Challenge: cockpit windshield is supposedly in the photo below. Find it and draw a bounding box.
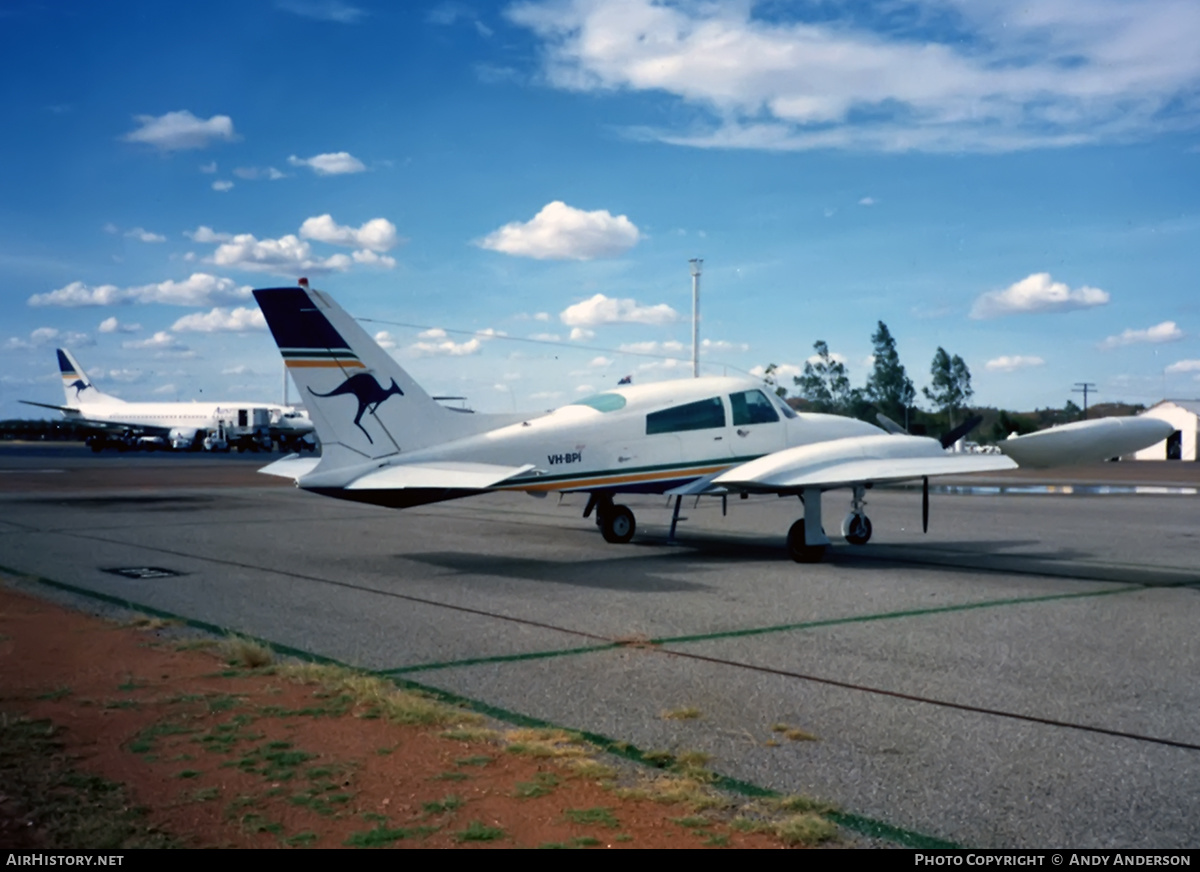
[571,393,628,413]
[771,392,798,419]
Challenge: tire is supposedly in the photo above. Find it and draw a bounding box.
[600,505,636,544]
[787,519,827,563]
[842,513,872,546]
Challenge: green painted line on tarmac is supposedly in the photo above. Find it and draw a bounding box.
[650,585,1141,646]
[380,643,620,675]
[0,564,960,849]
[376,585,1141,677]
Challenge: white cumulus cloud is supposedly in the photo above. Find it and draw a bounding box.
[171,306,266,333]
[128,273,253,306]
[477,201,640,260]
[29,281,124,308]
[209,233,353,275]
[212,180,234,192]
[276,1,365,24]
[4,327,93,350]
[409,337,484,357]
[569,327,594,341]
[970,273,1110,319]
[1165,359,1200,374]
[185,226,234,243]
[287,152,367,175]
[507,0,1200,153]
[299,215,399,251]
[561,294,677,327]
[985,355,1046,372]
[618,340,685,354]
[1099,321,1184,349]
[124,227,165,243]
[98,317,141,334]
[122,331,190,353]
[122,110,236,151]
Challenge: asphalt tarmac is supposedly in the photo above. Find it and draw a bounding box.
[2,442,1198,848]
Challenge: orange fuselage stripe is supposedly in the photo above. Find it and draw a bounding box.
[502,463,732,492]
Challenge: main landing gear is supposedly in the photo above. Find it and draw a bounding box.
[584,493,636,544]
[787,486,873,563]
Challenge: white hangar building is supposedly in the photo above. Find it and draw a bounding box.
[1131,400,1200,461]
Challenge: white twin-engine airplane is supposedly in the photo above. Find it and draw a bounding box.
[21,348,314,452]
[254,283,1173,563]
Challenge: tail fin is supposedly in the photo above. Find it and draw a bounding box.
[253,284,496,463]
[58,348,123,406]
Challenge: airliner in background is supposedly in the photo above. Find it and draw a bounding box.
[21,348,316,453]
[253,281,1171,562]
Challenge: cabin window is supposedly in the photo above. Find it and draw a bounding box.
[571,393,627,413]
[730,389,780,426]
[646,397,725,435]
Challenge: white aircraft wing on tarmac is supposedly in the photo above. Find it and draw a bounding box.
[252,281,1174,563]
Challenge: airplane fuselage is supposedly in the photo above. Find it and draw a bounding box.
[304,376,883,496]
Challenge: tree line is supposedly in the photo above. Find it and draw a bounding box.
[762,321,974,437]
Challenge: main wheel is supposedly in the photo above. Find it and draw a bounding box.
[600,505,636,544]
[787,519,827,563]
[842,512,872,546]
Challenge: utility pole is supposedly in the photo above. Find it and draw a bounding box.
[689,258,702,378]
[1073,382,1096,419]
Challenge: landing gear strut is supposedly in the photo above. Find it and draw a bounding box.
[584,493,637,544]
[841,485,873,546]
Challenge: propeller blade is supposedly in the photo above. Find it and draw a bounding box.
[940,414,984,450]
[922,476,929,533]
[876,412,907,435]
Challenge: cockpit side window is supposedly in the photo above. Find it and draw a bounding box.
[646,397,726,435]
[772,392,798,419]
[730,389,781,425]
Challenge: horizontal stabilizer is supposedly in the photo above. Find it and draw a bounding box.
[258,455,322,480]
[19,400,75,414]
[344,461,537,491]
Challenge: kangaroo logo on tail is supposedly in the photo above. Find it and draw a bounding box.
[309,374,404,444]
[67,379,89,400]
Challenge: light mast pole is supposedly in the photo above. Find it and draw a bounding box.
[689,258,702,378]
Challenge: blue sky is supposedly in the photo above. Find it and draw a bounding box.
[2,0,1198,419]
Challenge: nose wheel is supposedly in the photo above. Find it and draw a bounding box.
[841,512,872,545]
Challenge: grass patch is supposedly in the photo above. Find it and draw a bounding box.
[36,686,71,701]
[704,833,731,846]
[221,635,273,669]
[0,715,175,848]
[189,787,220,803]
[422,795,464,815]
[455,820,505,843]
[564,807,619,828]
[514,772,559,799]
[614,776,730,812]
[116,675,145,692]
[771,722,818,742]
[774,813,838,846]
[345,824,438,847]
[454,755,492,767]
[769,794,837,815]
[440,727,500,743]
[431,771,470,782]
[504,728,591,759]
[280,662,476,727]
[175,769,201,779]
[661,706,702,720]
[283,832,318,847]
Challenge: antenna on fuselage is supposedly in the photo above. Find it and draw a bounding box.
[689,258,702,378]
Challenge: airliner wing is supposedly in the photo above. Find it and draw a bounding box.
[19,401,172,436]
[713,416,1173,493]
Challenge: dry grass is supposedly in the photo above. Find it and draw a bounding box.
[220,636,273,669]
[661,706,702,720]
[278,663,478,727]
[613,775,732,812]
[770,722,819,742]
[503,728,591,759]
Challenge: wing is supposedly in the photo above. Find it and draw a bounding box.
[712,416,1174,493]
[18,401,172,437]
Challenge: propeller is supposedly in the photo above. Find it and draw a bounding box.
[922,476,929,533]
[939,414,984,449]
[875,412,908,435]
